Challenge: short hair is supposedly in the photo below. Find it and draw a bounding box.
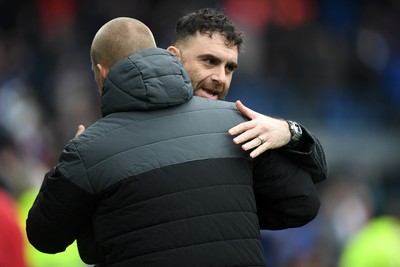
[91,17,156,69]
[171,8,244,52]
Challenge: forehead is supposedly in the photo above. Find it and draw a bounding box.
[182,32,239,62]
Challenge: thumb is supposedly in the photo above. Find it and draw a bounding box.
[235,100,257,119]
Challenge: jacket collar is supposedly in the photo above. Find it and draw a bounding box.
[101,47,193,117]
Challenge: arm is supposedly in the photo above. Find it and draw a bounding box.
[252,150,320,230]
[26,148,95,254]
[229,100,328,183]
[279,124,328,183]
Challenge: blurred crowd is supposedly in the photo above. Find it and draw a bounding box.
[1,0,399,266]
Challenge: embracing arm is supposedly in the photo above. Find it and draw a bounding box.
[26,161,95,253]
[252,151,320,230]
[280,125,328,183]
[229,100,327,183]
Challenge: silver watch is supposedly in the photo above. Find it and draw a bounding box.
[286,120,302,147]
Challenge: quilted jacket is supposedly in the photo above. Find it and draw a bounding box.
[26,48,321,266]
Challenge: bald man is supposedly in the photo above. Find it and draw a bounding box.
[90,17,156,95]
[26,17,320,267]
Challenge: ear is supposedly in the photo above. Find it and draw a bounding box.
[97,63,109,81]
[167,46,181,59]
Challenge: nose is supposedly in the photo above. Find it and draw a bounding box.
[210,66,227,85]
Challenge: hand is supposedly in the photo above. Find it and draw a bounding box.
[75,124,86,137]
[228,100,291,158]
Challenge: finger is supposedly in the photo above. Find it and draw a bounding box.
[250,147,264,158]
[232,128,259,144]
[235,100,253,118]
[229,120,256,136]
[241,136,265,151]
[75,124,85,137]
[235,100,260,119]
[249,142,271,158]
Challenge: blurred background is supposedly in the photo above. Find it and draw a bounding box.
[0,0,399,266]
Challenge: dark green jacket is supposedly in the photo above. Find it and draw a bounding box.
[27,48,320,267]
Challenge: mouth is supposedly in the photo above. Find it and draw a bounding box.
[196,88,219,100]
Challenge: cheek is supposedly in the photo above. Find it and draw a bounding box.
[225,77,232,90]
[221,81,231,98]
[185,65,202,85]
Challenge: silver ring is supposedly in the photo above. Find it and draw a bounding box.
[257,136,265,145]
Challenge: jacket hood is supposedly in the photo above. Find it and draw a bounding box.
[101,47,193,116]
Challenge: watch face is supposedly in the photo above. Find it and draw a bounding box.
[288,121,302,141]
[293,122,302,133]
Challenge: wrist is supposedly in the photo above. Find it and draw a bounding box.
[286,120,302,148]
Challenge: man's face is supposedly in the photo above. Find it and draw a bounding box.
[171,32,239,100]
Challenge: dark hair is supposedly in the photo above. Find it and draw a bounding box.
[172,8,245,52]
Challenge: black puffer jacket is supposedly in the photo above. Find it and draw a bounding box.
[27,48,320,266]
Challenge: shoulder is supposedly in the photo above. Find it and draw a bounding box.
[186,97,247,122]
[185,97,241,115]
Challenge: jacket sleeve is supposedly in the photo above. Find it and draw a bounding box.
[280,124,328,184]
[26,151,96,254]
[253,150,320,230]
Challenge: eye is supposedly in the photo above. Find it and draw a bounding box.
[204,58,216,65]
[226,64,237,74]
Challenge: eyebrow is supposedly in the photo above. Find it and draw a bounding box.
[198,53,239,69]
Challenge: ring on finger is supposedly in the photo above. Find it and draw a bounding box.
[257,136,265,145]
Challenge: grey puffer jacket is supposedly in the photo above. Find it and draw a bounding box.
[27,48,320,267]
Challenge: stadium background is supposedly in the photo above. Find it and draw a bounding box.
[1,0,399,266]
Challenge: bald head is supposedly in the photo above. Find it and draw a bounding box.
[90,17,156,94]
[91,17,156,69]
